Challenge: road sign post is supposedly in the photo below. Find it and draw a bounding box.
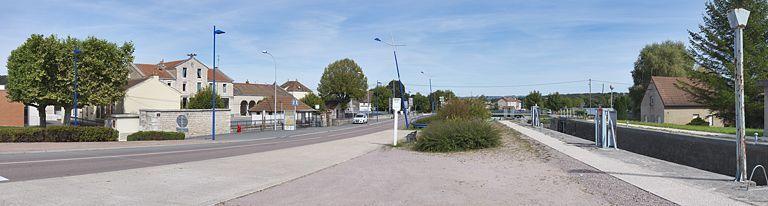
[392,98,401,146]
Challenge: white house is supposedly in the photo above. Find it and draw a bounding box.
[281,80,312,100]
[497,97,522,110]
[129,54,234,110]
[114,76,181,114]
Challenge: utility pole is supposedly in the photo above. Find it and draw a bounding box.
[728,8,750,182]
[588,79,592,108]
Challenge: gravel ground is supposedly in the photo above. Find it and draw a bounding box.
[221,123,675,206]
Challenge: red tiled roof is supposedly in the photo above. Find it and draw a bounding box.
[249,95,316,112]
[499,97,520,102]
[233,83,278,96]
[650,76,702,107]
[208,69,233,82]
[134,64,175,79]
[281,80,312,92]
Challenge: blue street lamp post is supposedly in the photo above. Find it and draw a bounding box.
[212,26,225,140]
[374,37,410,128]
[73,49,81,126]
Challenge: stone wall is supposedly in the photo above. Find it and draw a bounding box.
[549,117,768,183]
[139,109,231,137]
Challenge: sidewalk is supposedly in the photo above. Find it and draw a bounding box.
[0,129,408,206]
[502,121,750,206]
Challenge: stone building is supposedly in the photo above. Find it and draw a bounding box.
[640,76,724,127]
[129,54,234,111]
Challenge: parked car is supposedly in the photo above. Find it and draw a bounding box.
[353,113,368,124]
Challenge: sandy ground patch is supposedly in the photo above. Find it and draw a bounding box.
[222,123,674,206]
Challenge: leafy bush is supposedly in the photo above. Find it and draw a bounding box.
[413,115,440,125]
[414,119,501,152]
[128,131,185,141]
[437,99,491,120]
[687,117,709,126]
[0,126,118,142]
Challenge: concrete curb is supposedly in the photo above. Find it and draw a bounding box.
[501,121,749,206]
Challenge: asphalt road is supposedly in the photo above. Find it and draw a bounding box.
[0,119,398,183]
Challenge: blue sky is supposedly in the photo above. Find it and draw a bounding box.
[0,0,706,96]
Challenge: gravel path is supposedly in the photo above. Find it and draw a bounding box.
[222,124,675,206]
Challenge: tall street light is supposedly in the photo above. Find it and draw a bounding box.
[728,8,750,182]
[72,48,81,126]
[262,50,278,131]
[376,81,382,122]
[420,71,434,113]
[374,37,410,128]
[211,26,225,141]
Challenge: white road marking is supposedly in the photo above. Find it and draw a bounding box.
[0,123,387,166]
[0,175,8,182]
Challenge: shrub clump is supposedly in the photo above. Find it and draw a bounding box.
[0,126,118,142]
[128,131,185,141]
[437,98,490,120]
[414,119,501,152]
[413,115,440,126]
[687,117,709,126]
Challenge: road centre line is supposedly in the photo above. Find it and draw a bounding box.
[0,123,388,166]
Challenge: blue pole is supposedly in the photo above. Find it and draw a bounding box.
[73,50,79,126]
[212,25,217,141]
[393,50,409,128]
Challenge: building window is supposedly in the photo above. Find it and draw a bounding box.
[167,82,171,87]
[223,84,227,94]
[182,68,187,78]
[182,98,188,108]
[197,69,202,78]
[221,98,229,109]
[240,101,248,116]
[197,82,202,91]
[182,83,187,91]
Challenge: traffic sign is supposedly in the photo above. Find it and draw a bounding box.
[392,98,401,111]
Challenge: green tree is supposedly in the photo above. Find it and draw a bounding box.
[371,85,392,111]
[187,86,226,109]
[614,95,631,119]
[544,92,566,111]
[387,80,407,98]
[411,92,430,113]
[75,37,134,118]
[300,93,324,111]
[317,59,368,110]
[684,0,768,127]
[628,41,692,115]
[428,90,456,111]
[523,91,544,109]
[6,34,134,126]
[6,34,67,127]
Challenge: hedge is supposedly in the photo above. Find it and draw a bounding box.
[0,126,118,142]
[414,119,501,152]
[127,131,185,141]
